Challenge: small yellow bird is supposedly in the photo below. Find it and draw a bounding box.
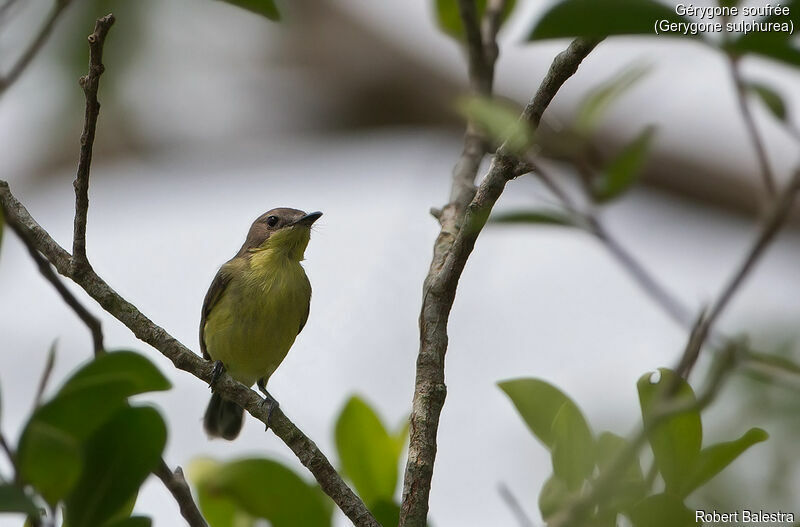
[201,208,322,440]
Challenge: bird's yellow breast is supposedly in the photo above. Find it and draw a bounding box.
[203,249,311,387]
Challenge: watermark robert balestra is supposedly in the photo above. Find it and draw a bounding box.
[696,509,795,524]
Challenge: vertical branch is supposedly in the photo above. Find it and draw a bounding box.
[728,56,776,198]
[72,13,115,274]
[399,31,600,526]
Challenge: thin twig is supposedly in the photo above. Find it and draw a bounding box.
[399,36,600,527]
[0,432,16,476]
[33,341,58,408]
[0,181,378,527]
[676,169,800,378]
[18,235,104,355]
[155,460,209,527]
[72,13,114,274]
[0,0,71,95]
[728,56,776,198]
[498,483,535,527]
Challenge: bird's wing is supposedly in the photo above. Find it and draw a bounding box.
[199,264,234,360]
[297,274,311,335]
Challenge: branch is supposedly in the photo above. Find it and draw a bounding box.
[399,37,600,527]
[0,181,379,527]
[676,169,800,377]
[155,460,208,527]
[728,56,775,198]
[72,13,114,274]
[0,0,71,95]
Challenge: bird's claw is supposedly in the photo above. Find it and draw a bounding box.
[257,379,279,430]
[209,360,225,390]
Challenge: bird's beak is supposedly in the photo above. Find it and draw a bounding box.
[295,211,323,226]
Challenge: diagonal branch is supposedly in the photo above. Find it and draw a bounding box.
[155,460,208,527]
[72,13,114,274]
[0,180,379,527]
[0,0,72,96]
[399,36,600,527]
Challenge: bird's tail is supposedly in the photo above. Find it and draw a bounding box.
[204,392,244,440]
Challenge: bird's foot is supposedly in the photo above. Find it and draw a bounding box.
[257,379,279,430]
[209,360,225,390]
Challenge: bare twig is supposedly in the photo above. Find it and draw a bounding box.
[0,432,16,476]
[155,460,209,527]
[676,169,800,378]
[33,341,58,408]
[0,181,378,527]
[71,13,114,274]
[728,56,776,198]
[0,0,72,95]
[17,232,104,355]
[399,36,600,527]
[498,483,535,527]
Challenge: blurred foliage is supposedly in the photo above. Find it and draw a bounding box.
[434,0,517,40]
[0,350,169,526]
[219,0,280,21]
[500,370,767,527]
[592,126,655,202]
[458,96,533,154]
[747,82,788,122]
[189,395,407,527]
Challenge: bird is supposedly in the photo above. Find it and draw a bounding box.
[200,208,322,440]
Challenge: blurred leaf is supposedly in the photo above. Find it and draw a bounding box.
[628,492,699,527]
[0,205,4,253]
[491,209,577,227]
[550,402,594,490]
[0,484,39,514]
[64,406,167,527]
[593,127,655,202]
[719,0,741,6]
[637,369,701,494]
[680,428,768,496]
[747,83,788,122]
[595,432,646,511]
[17,421,81,505]
[18,351,170,503]
[370,499,401,527]
[189,459,255,527]
[728,1,800,65]
[577,65,650,135]
[218,0,280,21]
[195,458,330,527]
[538,475,571,520]
[528,0,695,40]
[457,96,532,154]
[335,396,399,506]
[499,378,579,448]
[102,517,152,527]
[434,0,517,40]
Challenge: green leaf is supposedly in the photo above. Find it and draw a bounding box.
[550,402,594,490]
[335,396,399,506]
[576,65,650,134]
[538,475,571,520]
[457,96,532,154]
[434,0,517,40]
[528,0,696,40]
[595,432,646,511]
[628,493,699,527]
[64,406,167,527]
[0,484,40,514]
[490,209,577,227]
[370,499,401,527]
[196,458,331,527]
[747,83,788,122]
[498,378,578,448]
[102,517,152,527]
[218,0,280,21]
[17,351,170,502]
[680,428,768,496]
[17,420,82,505]
[189,458,255,527]
[637,369,702,495]
[593,127,655,202]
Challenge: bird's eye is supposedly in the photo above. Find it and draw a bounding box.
[266,216,279,227]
